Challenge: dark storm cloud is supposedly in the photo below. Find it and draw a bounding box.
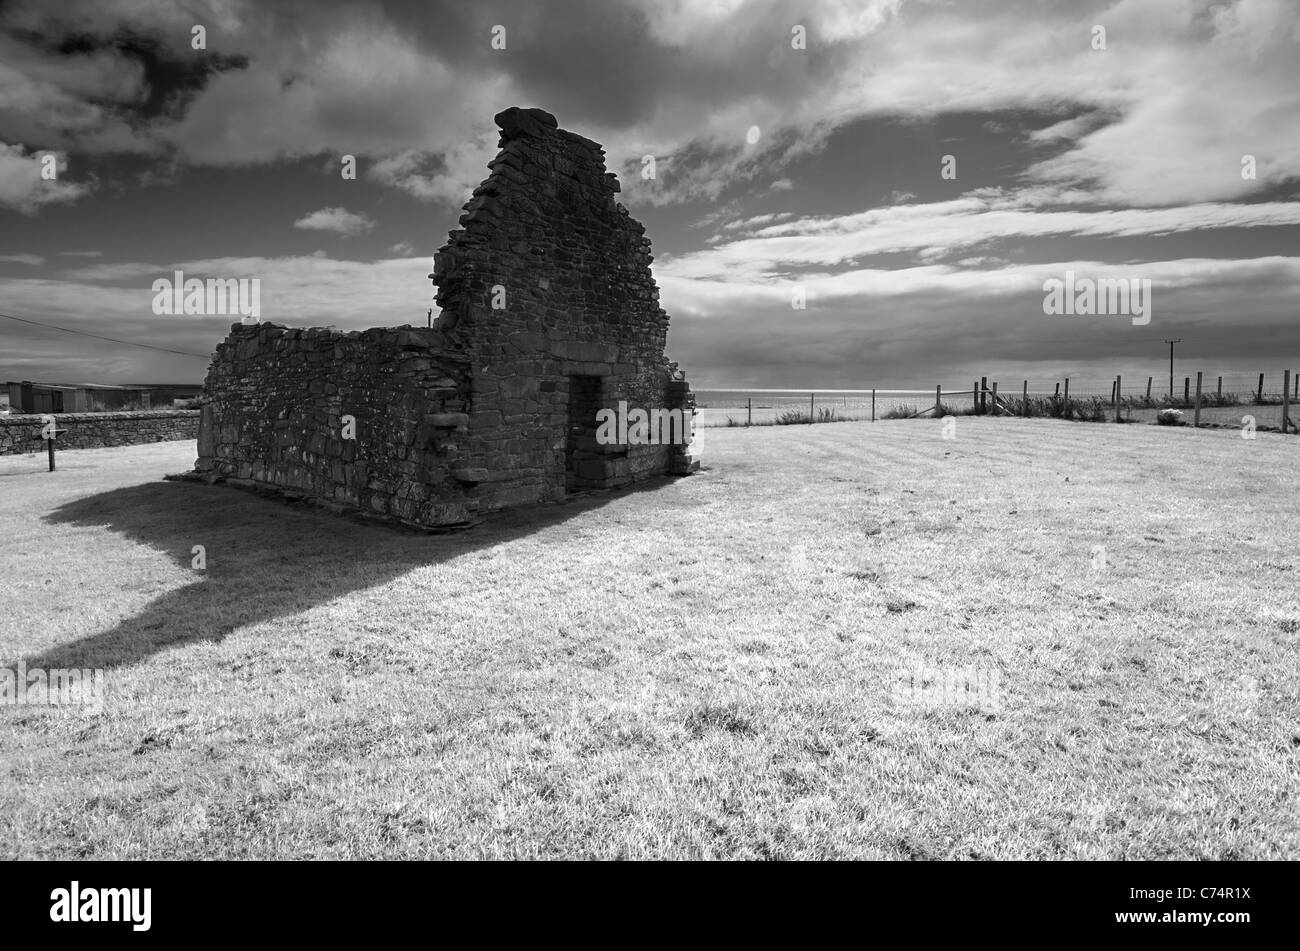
[9,26,248,121]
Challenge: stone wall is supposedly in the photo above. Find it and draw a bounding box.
[193,323,476,527]
[431,106,696,511]
[194,106,697,528]
[0,410,199,455]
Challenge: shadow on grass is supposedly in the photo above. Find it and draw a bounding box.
[24,478,654,671]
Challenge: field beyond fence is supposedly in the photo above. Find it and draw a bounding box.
[695,369,1299,433]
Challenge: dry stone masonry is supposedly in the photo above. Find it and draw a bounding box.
[0,410,199,455]
[191,107,697,528]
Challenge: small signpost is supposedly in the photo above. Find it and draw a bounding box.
[40,426,68,471]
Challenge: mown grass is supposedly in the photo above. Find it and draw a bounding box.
[2,421,1298,859]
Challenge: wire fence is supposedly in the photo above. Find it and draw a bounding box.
[693,390,950,427]
[695,369,1300,433]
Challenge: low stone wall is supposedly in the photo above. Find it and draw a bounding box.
[0,410,200,455]
[195,322,477,527]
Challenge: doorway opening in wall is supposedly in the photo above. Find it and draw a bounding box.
[566,375,603,493]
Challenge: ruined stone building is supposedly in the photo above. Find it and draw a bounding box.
[191,107,697,528]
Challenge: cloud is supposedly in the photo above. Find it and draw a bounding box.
[367,128,501,205]
[0,253,43,265]
[2,0,1295,211]
[659,255,1300,386]
[1,0,1297,388]
[0,9,248,156]
[663,190,1300,281]
[834,0,1300,206]
[618,122,836,208]
[0,251,436,380]
[4,245,1296,388]
[0,144,91,212]
[58,261,166,281]
[0,30,146,150]
[292,206,376,237]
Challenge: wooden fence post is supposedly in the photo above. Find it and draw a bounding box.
[871,389,875,422]
[1022,380,1028,416]
[1064,378,1070,412]
[935,385,942,417]
[1294,371,1298,401]
[747,397,751,426]
[991,381,999,415]
[1257,373,1265,402]
[1054,382,1060,398]
[972,381,978,413]
[1184,377,1190,405]
[1217,376,1222,398]
[809,392,815,423]
[980,376,987,414]
[1194,371,1203,428]
[1283,370,1291,434]
[1114,375,1122,422]
[1145,377,1152,401]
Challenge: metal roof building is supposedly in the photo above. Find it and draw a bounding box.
[5,380,153,414]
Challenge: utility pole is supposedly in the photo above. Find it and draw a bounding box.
[1164,339,1181,398]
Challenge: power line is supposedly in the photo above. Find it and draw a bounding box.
[0,310,212,359]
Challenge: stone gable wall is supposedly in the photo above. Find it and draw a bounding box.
[432,107,696,510]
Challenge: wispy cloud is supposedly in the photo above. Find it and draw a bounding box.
[664,191,1300,281]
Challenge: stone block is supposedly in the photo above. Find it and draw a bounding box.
[425,413,469,429]
[451,467,488,483]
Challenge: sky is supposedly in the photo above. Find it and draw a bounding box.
[0,0,1297,389]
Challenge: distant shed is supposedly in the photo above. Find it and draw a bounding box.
[5,380,153,414]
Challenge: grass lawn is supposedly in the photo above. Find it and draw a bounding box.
[2,418,1298,859]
